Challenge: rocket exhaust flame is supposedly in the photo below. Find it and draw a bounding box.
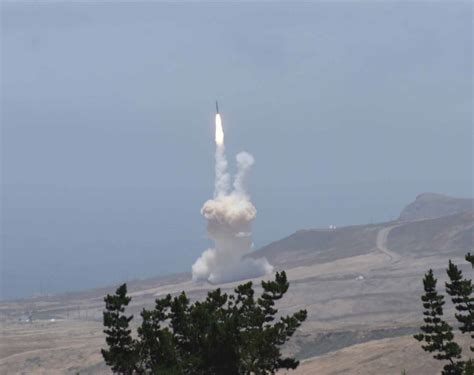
[192,104,273,284]
[215,113,224,146]
[213,113,229,198]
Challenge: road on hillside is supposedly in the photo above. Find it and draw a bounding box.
[376,225,402,263]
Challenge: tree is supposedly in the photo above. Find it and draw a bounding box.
[101,284,138,374]
[414,254,474,375]
[446,260,474,351]
[102,271,307,374]
[465,254,474,268]
[414,269,463,374]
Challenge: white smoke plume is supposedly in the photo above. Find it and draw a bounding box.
[233,152,254,197]
[192,132,273,283]
[214,144,230,198]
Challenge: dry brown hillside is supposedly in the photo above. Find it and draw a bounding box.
[399,192,473,221]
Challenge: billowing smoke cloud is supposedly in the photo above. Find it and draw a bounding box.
[192,121,273,283]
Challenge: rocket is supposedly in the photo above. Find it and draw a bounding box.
[214,101,224,145]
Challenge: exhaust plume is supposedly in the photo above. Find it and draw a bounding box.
[192,111,273,284]
[215,113,224,145]
[214,115,230,198]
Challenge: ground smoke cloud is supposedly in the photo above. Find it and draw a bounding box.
[192,149,273,284]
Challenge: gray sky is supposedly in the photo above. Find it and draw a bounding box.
[2,1,472,299]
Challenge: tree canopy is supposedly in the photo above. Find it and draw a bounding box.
[102,271,307,374]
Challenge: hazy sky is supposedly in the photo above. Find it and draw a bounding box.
[2,1,472,299]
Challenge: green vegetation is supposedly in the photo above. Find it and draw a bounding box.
[415,253,474,375]
[102,271,307,374]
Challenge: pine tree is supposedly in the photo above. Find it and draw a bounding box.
[102,271,307,374]
[446,261,474,351]
[466,253,474,268]
[415,253,474,374]
[101,284,138,374]
[414,269,464,374]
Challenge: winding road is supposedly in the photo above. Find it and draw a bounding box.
[375,224,402,263]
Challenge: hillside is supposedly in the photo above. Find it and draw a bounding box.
[252,192,472,268]
[388,211,473,257]
[399,192,473,221]
[252,224,379,268]
[1,193,473,374]
[281,333,473,375]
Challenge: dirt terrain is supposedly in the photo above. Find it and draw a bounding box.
[1,194,473,374]
[281,333,473,375]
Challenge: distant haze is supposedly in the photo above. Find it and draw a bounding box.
[2,2,472,299]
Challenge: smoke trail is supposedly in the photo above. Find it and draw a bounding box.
[214,144,230,198]
[192,119,273,283]
[233,152,254,197]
